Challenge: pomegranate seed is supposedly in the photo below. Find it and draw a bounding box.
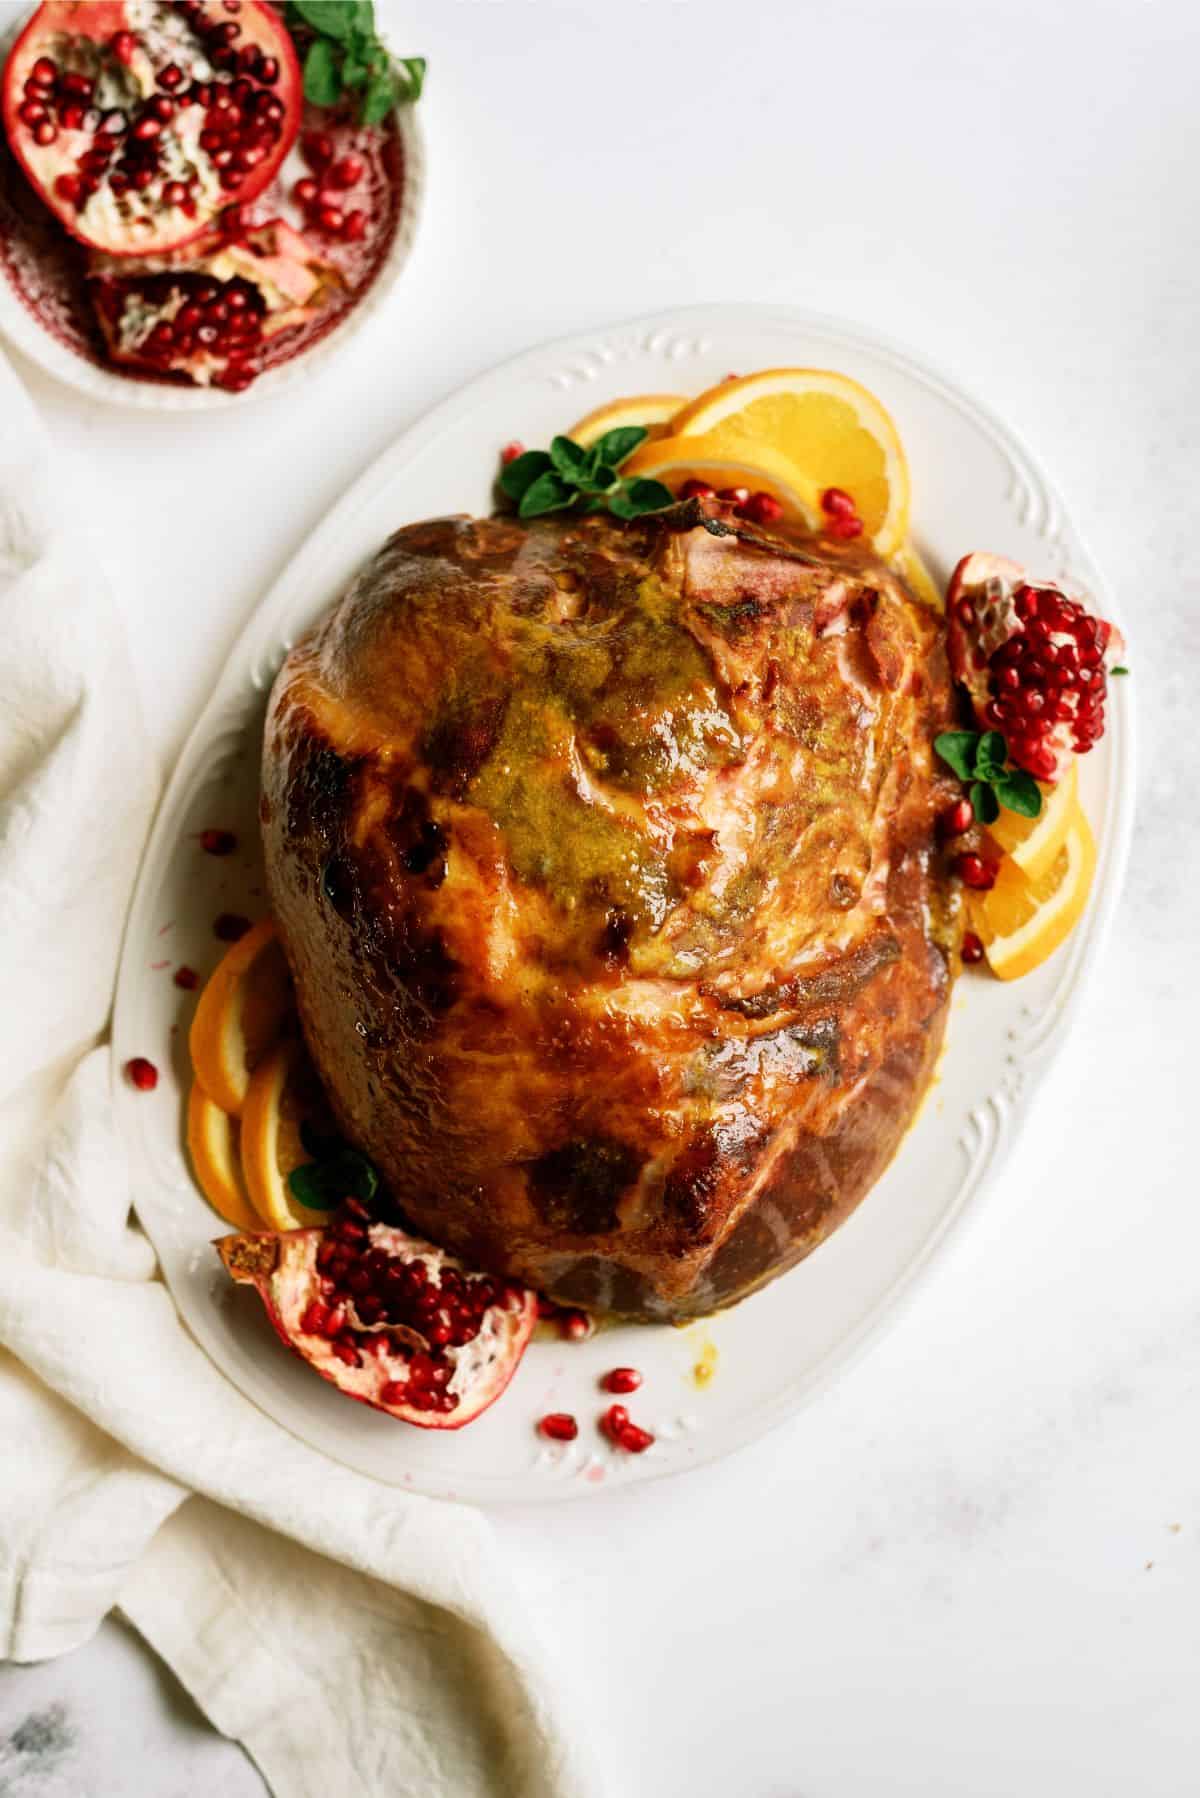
[60,71,93,100]
[342,210,367,242]
[601,1404,629,1439]
[163,181,188,207]
[743,490,784,525]
[59,101,85,129]
[329,154,365,189]
[302,131,334,170]
[560,1309,593,1341]
[132,116,162,141]
[828,514,864,540]
[158,62,184,90]
[500,441,525,465]
[317,204,344,233]
[961,931,985,965]
[148,94,175,122]
[717,486,751,508]
[33,120,57,145]
[18,100,46,126]
[602,1367,642,1394]
[125,1056,159,1091]
[942,797,974,836]
[680,478,716,499]
[110,31,137,64]
[300,1301,329,1335]
[32,56,58,84]
[331,1341,361,1367]
[214,911,251,941]
[292,176,319,207]
[54,173,82,203]
[173,965,199,990]
[956,853,996,891]
[821,487,857,517]
[539,1413,579,1442]
[259,56,280,84]
[200,827,237,854]
[380,1379,410,1405]
[617,1423,655,1454]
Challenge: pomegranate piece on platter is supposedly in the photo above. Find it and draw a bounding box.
[946,551,1125,781]
[87,217,342,388]
[1,1,301,256]
[218,1213,538,1429]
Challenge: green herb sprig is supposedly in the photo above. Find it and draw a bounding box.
[287,1120,380,1212]
[499,427,674,522]
[285,2,425,125]
[934,729,1043,824]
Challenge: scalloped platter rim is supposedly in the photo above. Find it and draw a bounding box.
[110,304,1134,1504]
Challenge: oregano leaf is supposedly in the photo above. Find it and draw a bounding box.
[519,471,575,518]
[934,731,980,782]
[499,449,552,500]
[993,770,1043,818]
[549,436,588,481]
[398,56,426,100]
[304,37,342,106]
[623,478,675,515]
[361,67,395,124]
[292,0,354,40]
[975,731,1007,776]
[969,780,999,825]
[588,425,647,469]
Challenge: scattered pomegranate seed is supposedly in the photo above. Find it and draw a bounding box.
[214,911,251,941]
[717,486,751,508]
[956,853,997,891]
[616,1423,654,1453]
[601,1403,629,1439]
[961,931,985,965]
[821,487,857,517]
[560,1309,593,1341]
[539,1412,579,1442]
[828,514,864,540]
[602,1367,642,1394]
[329,153,365,189]
[125,1056,158,1091]
[173,965,199,990]
[500,441,525,465]
[200,827,237,855]
[680,478,716,500]
[942,798,975,836]
[743,490,784,525]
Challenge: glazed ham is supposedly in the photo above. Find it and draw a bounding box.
[261,501,960,1321]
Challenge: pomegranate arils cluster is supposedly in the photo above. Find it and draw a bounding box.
[5,1,299,255]
[680,479,784,527]
[980,584,1111,778]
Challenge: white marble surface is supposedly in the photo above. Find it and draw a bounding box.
[1,0,1197,1793]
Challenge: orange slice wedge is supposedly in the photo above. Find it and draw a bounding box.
[567,392,688,448]
[189,919,293,1117]
[186,1081,261,1232]
[987,759,1079,885]
[670,368,910,554]
[240,1037,337,1231]
[970,804,1096,981]
[620,431,822,528]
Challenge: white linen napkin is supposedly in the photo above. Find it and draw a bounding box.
[0,351,599,1798]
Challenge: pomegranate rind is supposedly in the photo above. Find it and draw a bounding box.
[2,1,302,256]
[218,1223,539,1431]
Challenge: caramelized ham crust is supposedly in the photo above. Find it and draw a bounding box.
[261,504,961,1320]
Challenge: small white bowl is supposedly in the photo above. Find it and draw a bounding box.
[0,13,426,410]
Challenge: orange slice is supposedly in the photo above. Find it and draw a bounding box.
[891,541,942,612]
[970,805,1095,981]
[670,368,910,554]
[189,919,293,1117]
[186,1081,261,1232]
[620,431,822,528]
[567,392,688,448]
[240,1038,337,1231]
[987,759,1079,885]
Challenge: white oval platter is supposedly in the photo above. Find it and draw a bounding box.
[111,304,1133,1504]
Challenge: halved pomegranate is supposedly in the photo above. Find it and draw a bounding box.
[946,552,1126,781]
[87,216,341,388]
[2,1,301,256]
[218,1210,538,1429]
